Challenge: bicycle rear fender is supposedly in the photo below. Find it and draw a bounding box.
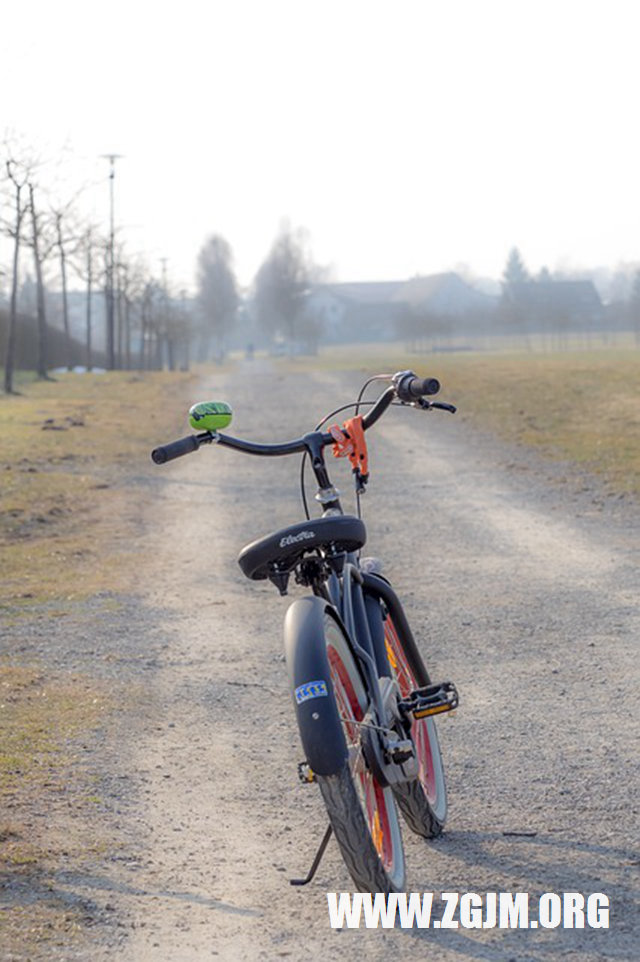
[284,597,348,777]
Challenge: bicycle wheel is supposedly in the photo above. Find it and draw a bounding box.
[384,611,447,837]
[316,610,406,893]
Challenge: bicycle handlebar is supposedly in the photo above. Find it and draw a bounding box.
[152,426,327,464]
[151,371,449,465]
[151,434,200,464]
[393,372,440,401]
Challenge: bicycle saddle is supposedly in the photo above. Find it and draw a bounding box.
[238,515,367,581]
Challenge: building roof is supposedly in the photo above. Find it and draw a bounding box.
[506,280,603,313]
[315,281,405,304]
[312,273,496,313]
[391,272,458,304]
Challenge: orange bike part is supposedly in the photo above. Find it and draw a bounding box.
[329,415,369,479]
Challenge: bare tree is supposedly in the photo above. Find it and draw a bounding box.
[162,286,190,371]
[2,158,30,393]
[253,226,317,352]
[70,225,103,371]
[136,278,166,370]
[629,270,640,348]
[119,257,150,371]
[177,289,191,371]
[196,235,238,361]
[26,181,57,379]
[113,248,127,369]
[85,230,96,371]
[499,246,532,345]
[114,257,141,370]
[52,200,80,371]
[139,280,157,370]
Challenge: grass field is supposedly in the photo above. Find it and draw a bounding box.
[396,349,640,497]
[281,344,640,498]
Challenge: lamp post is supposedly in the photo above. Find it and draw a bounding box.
[159,257,172,370]
[100,154,123,369]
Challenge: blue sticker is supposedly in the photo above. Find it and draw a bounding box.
[295,680,328,705]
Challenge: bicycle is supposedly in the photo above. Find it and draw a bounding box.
[151,369,459,893]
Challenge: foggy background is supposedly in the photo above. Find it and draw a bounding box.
[2,0,640,374]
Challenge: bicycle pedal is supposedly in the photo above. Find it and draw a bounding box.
[297,762,316,784]
[401,681,459,719]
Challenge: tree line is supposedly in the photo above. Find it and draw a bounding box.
[1,138,191,393]
[195,223,324,361]
[1,136,325,392]
[397,247,640,352]
[8,138,637,387]
[500,247,640,346]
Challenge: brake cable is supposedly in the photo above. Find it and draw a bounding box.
[299,399,378,520]
[299,374,404,521]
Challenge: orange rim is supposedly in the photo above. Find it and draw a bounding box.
[327,643,395,869]
[384,617,438,806]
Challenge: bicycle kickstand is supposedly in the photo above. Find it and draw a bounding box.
[289,824,333,886]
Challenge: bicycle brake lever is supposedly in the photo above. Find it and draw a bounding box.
[353,468,369,494]
[415,399,457,414]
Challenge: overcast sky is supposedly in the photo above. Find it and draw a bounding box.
[2,0,639,292]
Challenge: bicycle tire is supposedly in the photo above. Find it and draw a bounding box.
[383,610,447,838]
[316,610,406,893]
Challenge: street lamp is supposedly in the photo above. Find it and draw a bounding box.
[100,153,123,369]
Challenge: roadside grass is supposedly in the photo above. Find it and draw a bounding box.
[0,369,201,606]
[0,902,93,956]
[396,349,640,497]
[0,660,115,947]
[0,663,107,795]
[0,367,207,949]
[276,345,640,497]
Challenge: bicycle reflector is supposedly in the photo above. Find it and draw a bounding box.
[188,400,233,432]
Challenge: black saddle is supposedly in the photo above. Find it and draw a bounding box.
[238,515,367,581]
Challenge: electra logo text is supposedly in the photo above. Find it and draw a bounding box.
[326,892,610,930]
[295,681,328,704]
[280,531,316,548]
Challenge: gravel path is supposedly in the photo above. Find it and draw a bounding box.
[35,362,639,961]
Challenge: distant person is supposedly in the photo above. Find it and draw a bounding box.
[245,342,254,360]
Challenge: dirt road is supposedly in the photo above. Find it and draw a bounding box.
[24,362,640,960]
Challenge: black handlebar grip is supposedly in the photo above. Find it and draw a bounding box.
[408,376,440,398]
[151,434,199,464]
[393,371,441,401]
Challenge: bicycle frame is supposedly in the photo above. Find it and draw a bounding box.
[282,438,422,790]
[324,562,389,724]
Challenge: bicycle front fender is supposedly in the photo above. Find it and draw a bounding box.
[284,596,348,777]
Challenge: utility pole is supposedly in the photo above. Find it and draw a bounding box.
[160,257,172,370]
[100,154,123,369]
[180,288,190,371]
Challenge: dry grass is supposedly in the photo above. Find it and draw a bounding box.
[0,661,114,949]
[395,349,640,497]
[0,663,107,793]
[0,369,201,606]
[0,367,208,951]
[277,345,640,497]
